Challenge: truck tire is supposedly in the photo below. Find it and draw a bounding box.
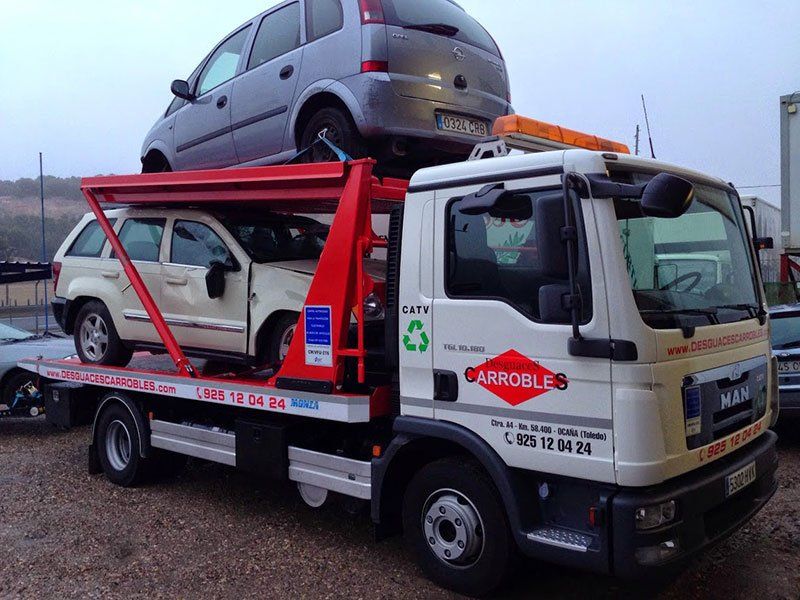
[96,401,150,487]
[74,300,133,367]
[402,458,514,596]
[265,313,299,365]
[300,107,367,163]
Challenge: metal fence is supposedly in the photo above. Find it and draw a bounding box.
[1,282,58,334]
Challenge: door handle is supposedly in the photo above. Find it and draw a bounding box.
[279,65,294,80]
[165,276,188,286]
[434,370,459,402]
[101,271,120,279]
[216,95,228,109]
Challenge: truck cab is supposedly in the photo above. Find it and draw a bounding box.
[390,147,778,579]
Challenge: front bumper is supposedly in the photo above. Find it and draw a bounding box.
[610,429,778,578]
[514,430,778,578]
[778,386,800,418]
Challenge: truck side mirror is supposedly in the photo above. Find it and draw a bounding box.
[640,173,695,218]
[171,79,195,101]
[206,262,226,299]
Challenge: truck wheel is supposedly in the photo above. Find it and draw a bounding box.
[300,107,367,163]
[74,301,133,366]
[265,313,299,365]
[402,458,514,596]
[96,401,149,487]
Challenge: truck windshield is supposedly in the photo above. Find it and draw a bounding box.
[614,176,760,329]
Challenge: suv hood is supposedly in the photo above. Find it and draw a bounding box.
[268,259,387,282]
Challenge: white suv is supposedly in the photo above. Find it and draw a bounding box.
[52,208,386,367]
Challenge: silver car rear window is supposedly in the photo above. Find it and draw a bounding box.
[380,0,501,57]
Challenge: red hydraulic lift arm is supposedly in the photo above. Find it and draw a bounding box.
[81,188,197,378]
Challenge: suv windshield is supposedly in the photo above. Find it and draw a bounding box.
[380,0,501,57]
[221,214,329,263]
[614,174,760,329]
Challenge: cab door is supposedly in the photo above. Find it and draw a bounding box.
[161,219,250,357]
[428,179,616,482]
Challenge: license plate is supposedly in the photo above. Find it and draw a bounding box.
[436,113,489,137]
[725,461,756,497]
[778,360,800,374]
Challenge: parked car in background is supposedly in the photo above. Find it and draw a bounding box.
[770,304,800,419]
[0,324,74,413]
[141,0,512,175]
[52,209,385,367]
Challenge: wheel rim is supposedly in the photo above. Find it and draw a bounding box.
[80,313,109,361]
[278,325,297,362]
[105,420,132,471]
[422,488,485,567]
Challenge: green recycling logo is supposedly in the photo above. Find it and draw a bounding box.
[403,320,430,353]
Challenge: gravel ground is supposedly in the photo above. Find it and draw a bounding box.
[1,419,798,600]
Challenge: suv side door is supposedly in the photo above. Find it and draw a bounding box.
[230,2,304,164]
[173,25,253,170]
[110,217,167,345]
[161,217,250,357]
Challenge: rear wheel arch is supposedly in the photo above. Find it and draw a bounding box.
[64,295,98,334]
[294,92,359,149]
[141,149,172,173]
[92,391,150,460]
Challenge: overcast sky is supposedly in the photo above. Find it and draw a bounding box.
[1,0,798,206]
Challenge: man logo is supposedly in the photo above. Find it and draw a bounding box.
[720,386,750,410]
[731,363,742,381]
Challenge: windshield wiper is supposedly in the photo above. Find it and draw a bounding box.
[717,303,767,323]
[403,23,460,37]
[639,307,720,325]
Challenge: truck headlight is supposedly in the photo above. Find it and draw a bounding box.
[769,356,780,428]
[635,500,676,530]
[363,293,384,320]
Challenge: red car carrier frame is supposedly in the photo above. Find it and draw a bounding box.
[21,160,407,423]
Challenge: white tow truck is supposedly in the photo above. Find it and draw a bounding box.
[20,116,779,595]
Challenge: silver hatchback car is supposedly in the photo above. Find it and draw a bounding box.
[141,0,512,174]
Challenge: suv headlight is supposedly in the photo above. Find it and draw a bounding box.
[363,293,384,320]
[635,500,676,530]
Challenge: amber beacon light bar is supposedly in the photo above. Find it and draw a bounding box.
[493,115,631,154]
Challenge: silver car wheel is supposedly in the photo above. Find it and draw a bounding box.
[80,313,109,361]
[105,420,132,472]
[278,324,297,362]
[422,488,485,567]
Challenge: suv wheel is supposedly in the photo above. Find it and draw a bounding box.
[74,301,133,366]
[300,107,367,163]
[264,313,299,365]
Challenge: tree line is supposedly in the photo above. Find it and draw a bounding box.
[1,175,88,261]
[0,175,84,203]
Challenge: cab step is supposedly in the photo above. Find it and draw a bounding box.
[526,527,593,552]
